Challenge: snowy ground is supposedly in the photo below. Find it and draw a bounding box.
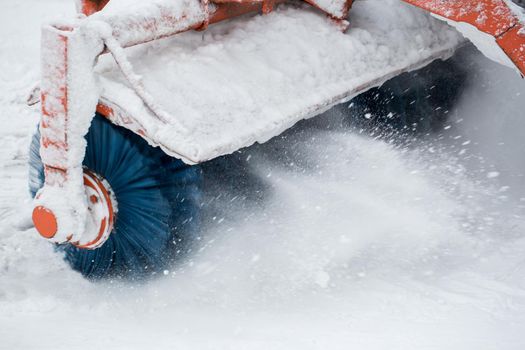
[1,1,525,349]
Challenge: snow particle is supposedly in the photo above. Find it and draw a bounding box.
[315,271,330,288]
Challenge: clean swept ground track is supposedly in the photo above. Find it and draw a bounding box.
[2,1,525,349]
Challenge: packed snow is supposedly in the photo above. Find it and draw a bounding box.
[1,1,525,350]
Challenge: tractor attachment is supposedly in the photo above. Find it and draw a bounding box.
[30,0,525,278]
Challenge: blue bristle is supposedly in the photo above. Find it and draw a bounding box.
[28,114,202,279]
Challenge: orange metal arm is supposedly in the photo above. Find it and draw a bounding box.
[403,0,525,76]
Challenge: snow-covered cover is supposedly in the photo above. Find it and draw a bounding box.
[32,0,468,245]
[93,0,463,164]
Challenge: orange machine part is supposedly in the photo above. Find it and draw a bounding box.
[72,170,115,249]
[497,23,525,75]
[33,206,58,239]
[32,169,115,247]
[81,0,110,16]
[403,0,525,76]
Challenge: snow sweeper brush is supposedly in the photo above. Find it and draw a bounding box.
[28,0,525,279]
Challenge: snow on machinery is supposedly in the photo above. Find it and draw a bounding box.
[29,0,525,278]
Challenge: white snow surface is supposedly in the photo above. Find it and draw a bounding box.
[2,1,525,350]
[95,0,462,163]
